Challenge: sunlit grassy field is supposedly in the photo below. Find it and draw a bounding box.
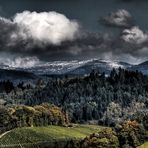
[138,142,148,148]
[0,124,103,148]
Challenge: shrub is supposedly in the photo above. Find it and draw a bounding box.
[116,121,147,148]
[80,128,119,148]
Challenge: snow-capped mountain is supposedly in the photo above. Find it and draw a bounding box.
[0,58,147,77]
[0,58,132,75]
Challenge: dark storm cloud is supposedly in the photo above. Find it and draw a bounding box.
[0,13,113,60]
[0,17,25,50]
[0,11,80,50]
[0,10,147,63]
[100,9,134,28]
[0,10,111,53]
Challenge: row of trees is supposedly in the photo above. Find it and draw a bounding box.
[0,103,69,134]
[66,121,147,148]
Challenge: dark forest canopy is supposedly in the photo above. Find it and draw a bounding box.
[0,68,148,127]
[0,68,148,148]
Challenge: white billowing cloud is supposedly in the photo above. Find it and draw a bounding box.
[0,11,79,48]
[101,9,133,28]
[0,17,11,24]
[12,11,79,45]
[0,56,40,68]
[9,57,40,68]
[121,26,148,44]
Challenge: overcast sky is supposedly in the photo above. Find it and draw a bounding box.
[0,0,148,32]
[0,0,148,64]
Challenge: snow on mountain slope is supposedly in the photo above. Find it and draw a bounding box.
[0,58,132,75]
[0,57,147,76]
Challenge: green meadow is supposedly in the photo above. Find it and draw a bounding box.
[0,124,103,148]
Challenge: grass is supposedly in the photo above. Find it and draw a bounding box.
[138,142,148,148]
[0,124,103,148]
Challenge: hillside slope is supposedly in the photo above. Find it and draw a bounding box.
[0,125,103,148]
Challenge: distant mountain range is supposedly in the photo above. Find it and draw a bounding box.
[0,69,37,82]
[65,60,148,76]
[0,59,147,81]
[129,61,148,76]
[138,61,148,66]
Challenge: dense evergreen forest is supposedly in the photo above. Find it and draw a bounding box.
[1,68,147,126]
[0,68,148,147]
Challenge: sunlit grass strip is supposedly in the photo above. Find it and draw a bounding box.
[0,125,103,147]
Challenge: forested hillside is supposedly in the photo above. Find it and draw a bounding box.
[1,68,148,126]
[0,68,148,147]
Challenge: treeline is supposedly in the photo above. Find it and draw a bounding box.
[66,121,147,148]
[0,103,69,134]
[1,68,148,126]
[130,110,148,130]
[0,80,14,93]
